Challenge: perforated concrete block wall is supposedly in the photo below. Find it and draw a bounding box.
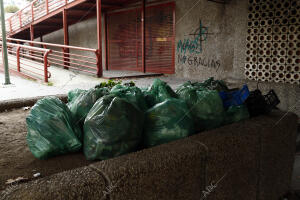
[245,0,300,84]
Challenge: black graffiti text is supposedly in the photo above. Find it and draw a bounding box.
[178,54,221,72]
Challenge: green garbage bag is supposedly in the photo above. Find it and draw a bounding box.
[223,105,250,125]
[26,97,82,160]
[68,88,109,126]
[83,95,144,160]
[144,79,178,107]
[110,84,148,111]
[67,89,86,103]
[144,98,194,148]
[177,86,224,132]
[200,77,229,92]
[178,81,206,91]
[178,78,229,92]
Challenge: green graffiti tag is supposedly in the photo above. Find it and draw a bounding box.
[177,20,208,55]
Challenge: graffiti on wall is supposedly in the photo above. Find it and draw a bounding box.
[177,19,220,71]
[178,54,221,72]
[177,20,209,55]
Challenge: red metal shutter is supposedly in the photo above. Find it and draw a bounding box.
[107,9,142,71]
[145,2,175,74]
[107,2,175,74]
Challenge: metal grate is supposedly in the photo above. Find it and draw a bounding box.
[107,2,175,73]
[145,3,175,74]
[107,9,142,71]
[245,0,300,84]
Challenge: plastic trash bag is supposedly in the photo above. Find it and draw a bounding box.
[178,78,229,92]
[83,95,144,160]
[177,86,224,132]
[143,79,178,108]
[110,85,148,111]
[143,98,194,148]
[26,97,82,160]
[177,81,203,90]
[223,105,250,125]
[200,77,229,92]
[67,89,86,103]
[68,88,109,126]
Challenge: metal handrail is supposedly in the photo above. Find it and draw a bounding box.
[5,41,50,52]
[3,37,102,77]
[6,0,70,34]
[0,41,51,82]
[7,37,97,53]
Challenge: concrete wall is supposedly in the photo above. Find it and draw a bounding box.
[37,17,102,70]
[40,0,300,116]
[40,17,98,49]
[175,0,299,116]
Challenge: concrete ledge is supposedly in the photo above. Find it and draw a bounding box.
[190,119,261,200]
[0,95,67,112]
[189,111,297,200]
[90,138,207,200]
[1,136,207,200]
[255,111,298,200]
[0,110,297,200]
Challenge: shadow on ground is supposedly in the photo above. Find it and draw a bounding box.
[0,108,92,191]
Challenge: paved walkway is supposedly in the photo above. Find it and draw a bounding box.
[0,67,195,101]
[0,50,200,101]
[0,73,67,101]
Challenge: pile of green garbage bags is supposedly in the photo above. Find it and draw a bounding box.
[26,78,250,161]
